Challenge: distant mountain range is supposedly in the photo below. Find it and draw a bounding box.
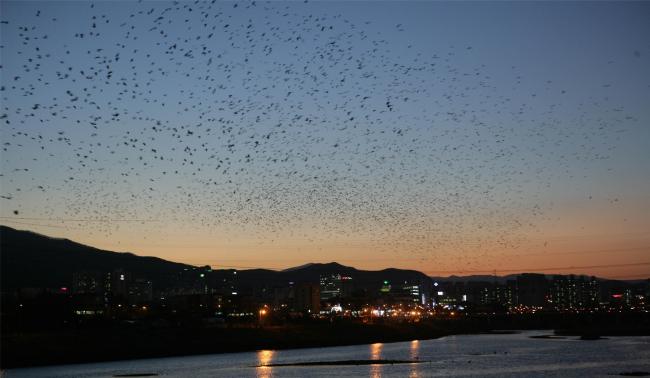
[0,225,191,290]
[231,262,434,292]
[0,226,433,291]
[0,225,642,292]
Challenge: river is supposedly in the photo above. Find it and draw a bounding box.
[5,330,650,377]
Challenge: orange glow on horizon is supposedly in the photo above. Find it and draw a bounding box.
[3,193,648,280]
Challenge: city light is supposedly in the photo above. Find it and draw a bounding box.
[1,0,648,371]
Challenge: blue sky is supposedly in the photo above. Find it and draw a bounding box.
[1,1,649,277]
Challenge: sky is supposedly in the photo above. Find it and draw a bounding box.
[1,1,649,279]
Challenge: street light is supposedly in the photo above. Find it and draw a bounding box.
[258,307,268,326]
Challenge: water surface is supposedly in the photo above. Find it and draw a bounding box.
[6,330,650,377]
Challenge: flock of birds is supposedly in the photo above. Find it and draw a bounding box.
[0,1,642,269]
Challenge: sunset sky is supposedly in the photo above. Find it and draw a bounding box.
[1,1,649,279]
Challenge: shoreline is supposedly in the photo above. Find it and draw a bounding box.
[2,322,458,369]
[3,314,650,369]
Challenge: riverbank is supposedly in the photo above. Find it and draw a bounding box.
[2,322,453,368]
[3,313,649,368]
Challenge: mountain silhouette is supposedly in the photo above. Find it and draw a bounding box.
[0,226,432,292]
[1,226,634,293]
[0,225,192,290]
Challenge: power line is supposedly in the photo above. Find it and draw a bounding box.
[0,216,160,223]
[214,265,278,270]
[509,246,650,258]
[1,220,70,229]
[2,222,647,275]
[605,273,650,280]
[181,261,650,275]
[426,261,650,275]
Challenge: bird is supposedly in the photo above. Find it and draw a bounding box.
[0,0,643,268]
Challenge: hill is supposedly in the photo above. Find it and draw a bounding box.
[234,262,433,292]
[0,226,433,293]
[0,225,192,290]
[2,226,637,294]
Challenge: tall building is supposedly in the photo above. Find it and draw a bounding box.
[128,278,153,304]
[550,275,579,310]
[320,274,342,300]
[295,283,320,314]
[111,269,131,299]
[393,282,422,304]
[340,275,354,298]
[550,275,600,311]
[72,271,104,295]
[464,281,494,306]
[273,286,293,309]
[380,280,392,294]
[516,273,548,307]
[581,276,600,309]
[71,271,106,316]
[495,280,517,307]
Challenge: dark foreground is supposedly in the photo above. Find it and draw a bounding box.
[2,313,649,368]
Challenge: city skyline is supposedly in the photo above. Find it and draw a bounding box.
[1,1,649,280]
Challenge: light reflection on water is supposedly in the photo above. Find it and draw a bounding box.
[256,349,275,378]
[5,331,650,378]
[370,343,383,378]
[370,342,383,360]
[409,340,421,378]
[409,340,419,360]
